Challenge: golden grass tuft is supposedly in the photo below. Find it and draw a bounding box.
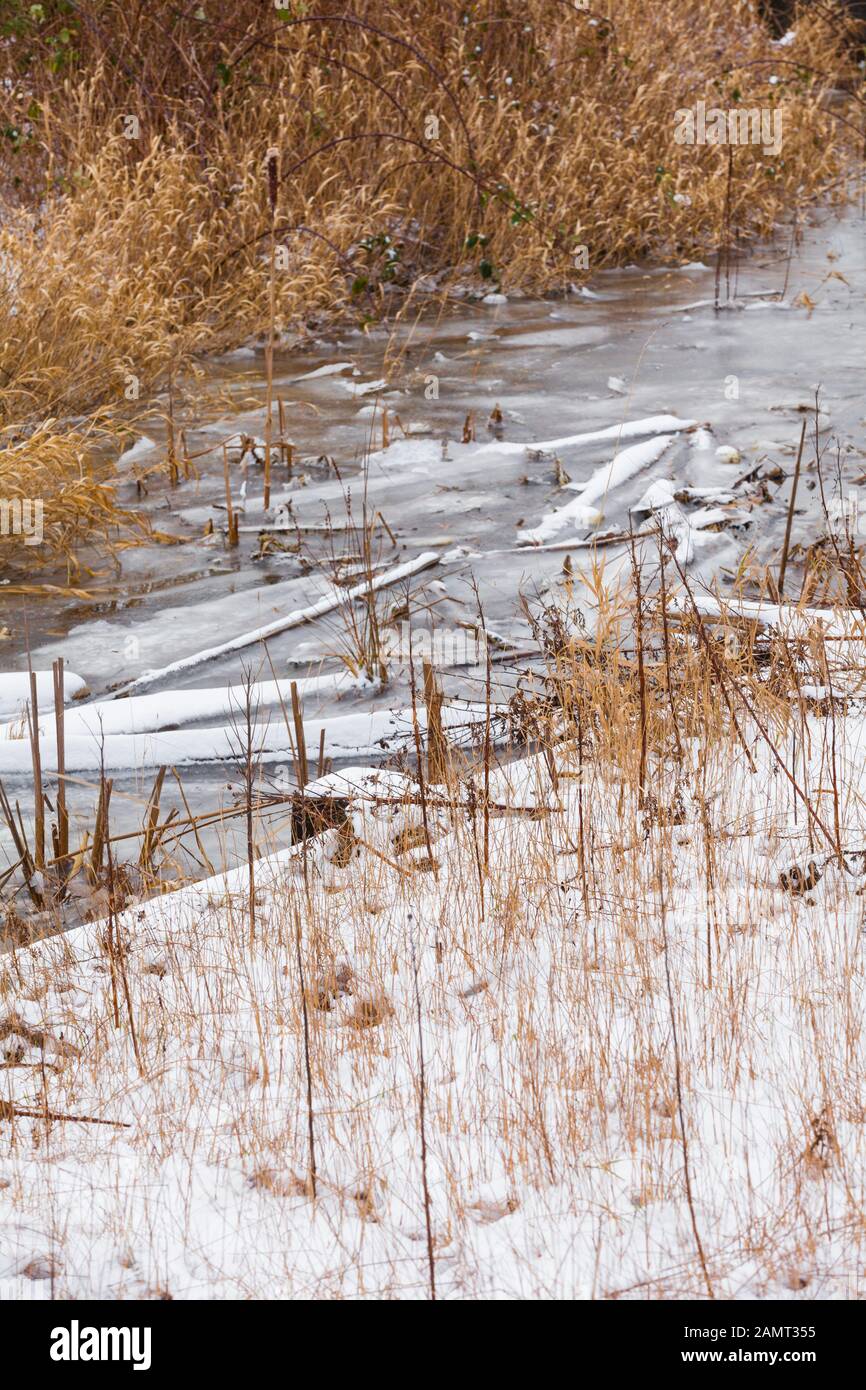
[0,416,146,577]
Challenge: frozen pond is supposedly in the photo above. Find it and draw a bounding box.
[1,205,864,919]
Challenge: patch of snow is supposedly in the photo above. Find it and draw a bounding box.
[476,414,695,459]
[118,436,157,464]
[291,362,354,382]
[518,435,673,544]
[342,378,387,397]
[0,671,87,722]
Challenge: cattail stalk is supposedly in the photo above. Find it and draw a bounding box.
[27,670,45,872]
[264,147,279,511]
[778,420,807,597]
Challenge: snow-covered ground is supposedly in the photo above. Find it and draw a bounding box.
[3,697,866,1299]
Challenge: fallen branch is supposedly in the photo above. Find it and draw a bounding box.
[0,1099,129,1127]
[108,551,441,697]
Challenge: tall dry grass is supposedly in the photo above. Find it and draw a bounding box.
[0,0,862,569]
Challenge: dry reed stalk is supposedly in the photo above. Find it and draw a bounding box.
[106,827,144,1077]
[657,893,714,1300]
[405,623,437,875]
[377,512,397,547]
[222,442,238,547]
[778,420,808,596]
[277,397,292,479]
[0,1099,129,1128]
[629,528,649,805]
[171,768,216,878]
[0,778,41,906]
[51,659,69,875]
[264,147,279,512]
[409,914,436,1301]
[672,550,841,853]
[89,774,113,884]
[26,670,45,873]
[138,766,167,874]
[666,545,759,776]
[422,660,448,786]
[469,577,494,879]
[166,368,178,487]
[294,906,318,1199]
[179,428,192,481]
[656,529,684,764]
[236,669,259,946]
[290,681,309,791]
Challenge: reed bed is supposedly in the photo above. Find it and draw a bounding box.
[0,1,862,569]
[0,415,146,577]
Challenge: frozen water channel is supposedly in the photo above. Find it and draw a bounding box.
[1,205,864,913]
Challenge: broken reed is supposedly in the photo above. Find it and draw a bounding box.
[222,442,239,547]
